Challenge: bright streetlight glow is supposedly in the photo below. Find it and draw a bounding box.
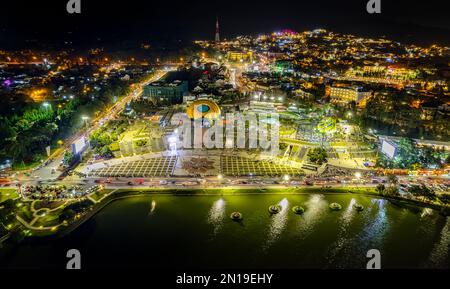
[355,172,362,179]
[283,174,290,181]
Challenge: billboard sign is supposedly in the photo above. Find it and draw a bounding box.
[381,140,397,159]
[72,136,88,155]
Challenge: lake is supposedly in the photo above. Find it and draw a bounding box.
[1,193,449,269]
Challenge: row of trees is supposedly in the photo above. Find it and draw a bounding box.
[376,174,450,205]
[89,119,129,158]
[0,79,133,166]
[376,174,400,197]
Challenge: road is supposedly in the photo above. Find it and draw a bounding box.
[15,69,170,184]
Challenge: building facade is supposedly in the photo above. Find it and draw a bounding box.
[329,86,371,107]
[227,51,253,62]
[143,80,188,105]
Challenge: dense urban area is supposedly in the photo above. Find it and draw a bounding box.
[0,28,449,267]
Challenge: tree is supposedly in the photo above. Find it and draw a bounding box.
[0,199,16,221]
[392,138,419,169]
[408,184,436,202]
[376,184,386,195]
[386,174,398,186]
[59,208,76,222]
[307,147,328,165]
[438,194,450,205]
[422,186,436,202]
[99,146,113,158]
[385,186,399,197]
[408,185,423,199]
[63,151,75,166]
[135,139,148,147]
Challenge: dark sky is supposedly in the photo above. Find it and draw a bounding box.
[1,0,449,48]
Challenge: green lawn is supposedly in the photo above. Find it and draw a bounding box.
[33,200,66,210]
[12,159,43,171]
[33,209,65,228]
[0,189,19,203]
[90,189,111,202]
[17,203,34,223]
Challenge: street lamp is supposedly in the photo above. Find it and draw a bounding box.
[283,174,290,182]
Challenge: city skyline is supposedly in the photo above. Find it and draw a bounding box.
[0,0,449,276]
[1,0,450,49]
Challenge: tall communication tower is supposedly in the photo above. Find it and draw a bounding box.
[215,17,220,42]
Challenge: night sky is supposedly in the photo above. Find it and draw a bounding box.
[1,0,449,48]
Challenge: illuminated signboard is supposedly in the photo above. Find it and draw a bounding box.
[381,140,397,159]
[72,136,88,155]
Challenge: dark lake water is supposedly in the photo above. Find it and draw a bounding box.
[1,194,449,269]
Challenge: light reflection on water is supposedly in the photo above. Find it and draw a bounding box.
[295,194,328,240]
[149,200,157,215]
[358,198,390,247]
[207,198,226,236]
[264,198,289,250]
[325,198,357,267]
[341,198,356,226]
[420,208,433,218]
[427,217,450,267]
[3,194,449,269]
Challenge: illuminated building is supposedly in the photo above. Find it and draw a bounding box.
[363,65,386,74]
[226,51,253,62]
[294,88,314,100]
[387,67,419,80]
[329,86,371,106]
[420,100,449,121]
[186,99,221,119]
[271,60,294,74]
[143,80,188,105]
